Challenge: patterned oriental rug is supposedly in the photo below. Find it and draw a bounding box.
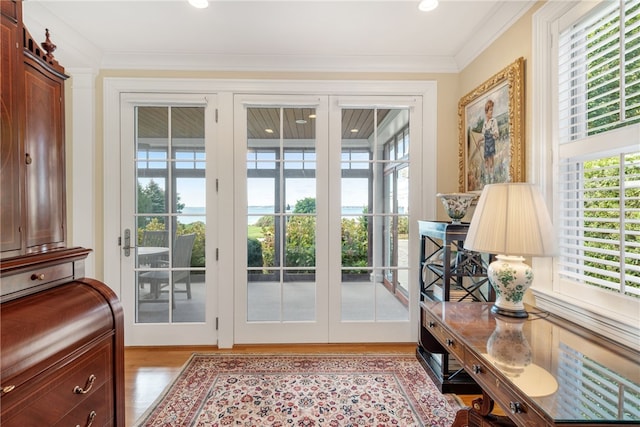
[134,353,461,427]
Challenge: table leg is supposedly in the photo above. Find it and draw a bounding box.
[452,390,516,427]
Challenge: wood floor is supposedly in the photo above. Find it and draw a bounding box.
[124,344,478,426]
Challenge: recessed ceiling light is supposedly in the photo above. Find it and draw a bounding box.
[188,0,209,9]
[351,129,359,133]
[296,119,307,124]
[418,0,438,12]
[265,128,274,134]
[308,114,316,119]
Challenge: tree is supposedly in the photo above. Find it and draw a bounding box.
[293,197,316,213]
[137,179,185,216]
[137,180,198,265]
[138,180,165,214]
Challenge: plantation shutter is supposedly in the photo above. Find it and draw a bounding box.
[556,342,640,419]
[556,0,640,298]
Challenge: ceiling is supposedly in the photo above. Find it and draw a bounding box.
[22,0,535,73]
[137,105,391,140]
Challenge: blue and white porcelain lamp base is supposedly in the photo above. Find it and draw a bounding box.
[487,255,533,318]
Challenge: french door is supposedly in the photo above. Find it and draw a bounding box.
[234,94,421,343]
[119,93,217,346]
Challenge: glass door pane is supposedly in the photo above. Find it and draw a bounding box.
[246,107,317,322]
[135,106,206,323]
[340,108,410,321]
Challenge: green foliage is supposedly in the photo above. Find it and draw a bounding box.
[255,215,274,228]
[285,216,316,268]
[136,180,195,264]
[136,179,185,228]
[578,3,640,296]
[253,199,370,271]
[247,238,264,268]
[293,197,316,213]
[397,216,409,236]
[137,180,166,229]
[586,2,640,133]
[582,154,640,295]
[341,216,368,268]
[136,217,165,245]
[260,221,275,268]
[178,221,206,267]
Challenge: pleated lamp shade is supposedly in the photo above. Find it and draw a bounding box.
[464,183,555,317]
[464,183,556,257]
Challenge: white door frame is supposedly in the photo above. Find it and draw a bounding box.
[103,78,437,348]
[328,95,425,343]
[118,93,218,346]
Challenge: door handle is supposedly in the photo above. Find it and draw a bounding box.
[122,228,135,257]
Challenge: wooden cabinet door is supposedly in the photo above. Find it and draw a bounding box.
[1,8,24,256]
[23,61,66,252]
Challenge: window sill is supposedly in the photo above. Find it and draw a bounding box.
[531,287,639,351]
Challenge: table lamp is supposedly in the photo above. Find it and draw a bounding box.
[464,183,555,318]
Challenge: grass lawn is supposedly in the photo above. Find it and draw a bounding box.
[248,225,264,240]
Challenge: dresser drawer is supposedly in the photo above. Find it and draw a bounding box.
[54,381,114,427]
[465,351,546,426]
[1,338,113,426]
[1,261,73,298]
[422,308,465,361]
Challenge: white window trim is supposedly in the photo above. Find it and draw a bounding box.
[531,1,640,350]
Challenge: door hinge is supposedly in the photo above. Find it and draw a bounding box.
[215,108,218,123]
[118,236,121,246]
[216,178,219,192]
[215,317,219,330]
[216,248,219,261]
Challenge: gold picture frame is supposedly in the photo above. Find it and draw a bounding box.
[458,57,525,193]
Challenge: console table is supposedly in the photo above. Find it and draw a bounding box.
[417,220,493,394]
[418,220,492,303]
[421,301,640,426]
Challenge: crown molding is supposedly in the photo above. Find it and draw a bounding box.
[99,52,460,73]
[24,0,535,74]
[455,0,536,70]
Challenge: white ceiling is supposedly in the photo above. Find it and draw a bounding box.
[22,0,535,73]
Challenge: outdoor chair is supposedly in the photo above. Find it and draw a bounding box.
[141,230,169,248]
[139,233,196,306]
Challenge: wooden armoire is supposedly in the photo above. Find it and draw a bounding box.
[0,1,124,425]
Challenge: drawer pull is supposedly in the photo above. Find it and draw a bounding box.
[76,410,97,427]
[446,338,454,346]
[73,374,96,394]
[1,384,16,394]
[510,401,525,414]
[472,364,482,374]
[30,273,45,281]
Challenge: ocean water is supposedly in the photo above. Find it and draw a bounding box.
[247,206,367,225]
[178,206,367,225]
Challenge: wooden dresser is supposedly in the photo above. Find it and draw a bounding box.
[0,1,124,425]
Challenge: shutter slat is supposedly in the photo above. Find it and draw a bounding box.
[557,0,640,298]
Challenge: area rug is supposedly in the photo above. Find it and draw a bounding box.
[134,353,460,427]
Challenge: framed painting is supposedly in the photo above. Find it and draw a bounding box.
[458,57,525,193]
